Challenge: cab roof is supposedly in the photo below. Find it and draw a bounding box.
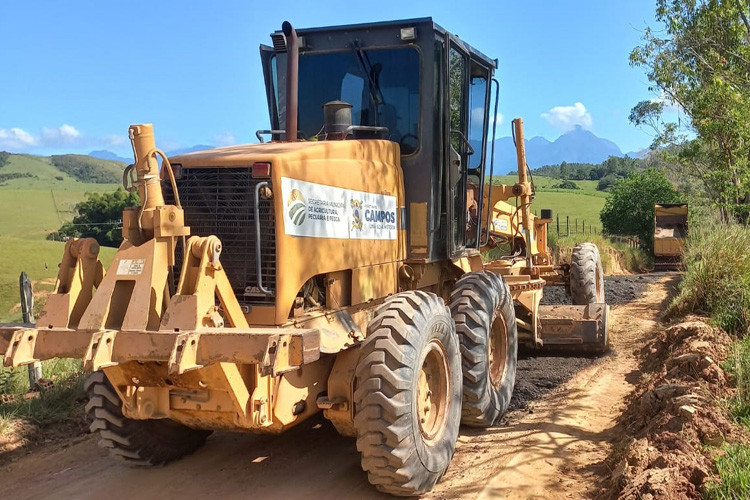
[267,17,497,70]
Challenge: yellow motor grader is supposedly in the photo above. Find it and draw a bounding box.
[0,19,607,496]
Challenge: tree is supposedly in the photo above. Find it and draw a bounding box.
[559,161,569,179]
[597,174,619,191]
[600,169,683,247]
[630,0,750,221]
[48,188,139,247]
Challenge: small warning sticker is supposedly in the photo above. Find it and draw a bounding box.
[117,258,145,276]
[493,219,509,232]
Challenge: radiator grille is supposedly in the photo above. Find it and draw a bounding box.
[163,167,276,307]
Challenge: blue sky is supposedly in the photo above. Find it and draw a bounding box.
[0,1,662,157]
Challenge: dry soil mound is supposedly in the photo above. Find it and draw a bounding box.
[608,318,744,499]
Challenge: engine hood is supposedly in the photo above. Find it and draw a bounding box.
[169,140,399,168]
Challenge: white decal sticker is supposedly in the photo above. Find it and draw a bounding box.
[493,219,509,232]
[281,177,397,240]
[117,258,145,275]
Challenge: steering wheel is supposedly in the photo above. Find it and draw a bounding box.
[399,134,419,152]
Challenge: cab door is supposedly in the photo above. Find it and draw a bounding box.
[445,39,471,258]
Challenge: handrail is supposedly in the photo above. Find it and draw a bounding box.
[254,182,273,296]
[481,77,500,247]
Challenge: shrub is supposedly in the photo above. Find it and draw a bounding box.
[48,188,139,247]
[0,172,34,183]
[555,179,580,190]
[600,168,682,247]
[597,174,619,191]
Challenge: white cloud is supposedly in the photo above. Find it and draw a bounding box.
[0,128,37,150]
[470,109,504,130]
[104,134,126,147]
[41,124,81,145]
[541,102,593,131]
[0,124,91,151]
[214,133,236,146]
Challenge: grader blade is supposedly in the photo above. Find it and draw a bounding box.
[537,303,609,353]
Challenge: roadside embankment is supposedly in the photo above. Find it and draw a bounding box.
[548,233,649,275]
[606,318,746,498]
[609,215,750,499]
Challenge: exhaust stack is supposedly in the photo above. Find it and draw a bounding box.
[282,21,298,142]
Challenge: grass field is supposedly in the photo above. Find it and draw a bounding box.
[491,175,606,233]
[0,154,118,323]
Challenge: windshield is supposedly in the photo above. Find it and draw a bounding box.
[272,47,420,155]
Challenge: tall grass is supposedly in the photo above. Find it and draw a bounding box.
[0,371,85,427]
[723,338,750,425]
[705,444,750,499]
[707,339,750,499]
[670,215,750,336]
[0,358,86,438]
[677,214,750,499]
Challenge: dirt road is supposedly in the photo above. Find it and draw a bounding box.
[0,275,676,500]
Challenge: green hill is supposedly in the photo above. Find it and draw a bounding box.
[49,154,124,183]
[0,153,119,322]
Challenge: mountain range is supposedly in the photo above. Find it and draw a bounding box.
[89,145,215,164]
[492,125,636,173]
[89,126,644,170]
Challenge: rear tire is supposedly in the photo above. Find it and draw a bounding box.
[85,371,211,466]
[450,271,518,427]
[570,243,605,304]
[570,243,609,354]
[354,291,462,497]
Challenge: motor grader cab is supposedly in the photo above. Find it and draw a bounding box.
[0,18,608,497]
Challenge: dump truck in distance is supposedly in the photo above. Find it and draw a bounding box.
[654,203,688,270]
[0,18,610,496]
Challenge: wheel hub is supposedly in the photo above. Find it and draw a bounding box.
[417,340,450,444]
[489,314,508,389]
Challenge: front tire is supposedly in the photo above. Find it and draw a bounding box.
[85,372,211,466]
[354,291,462,497]
[570,242,605,304]
[451,271,518,427]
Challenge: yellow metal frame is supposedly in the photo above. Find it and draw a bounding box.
[0,118,607,436]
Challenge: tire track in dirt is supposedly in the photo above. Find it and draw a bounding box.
[426,274,679,499]
[0,275,678,500]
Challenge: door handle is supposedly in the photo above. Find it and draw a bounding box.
[450,130,475,156]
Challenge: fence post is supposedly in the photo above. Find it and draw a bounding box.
[566,216,570,236]
[575,218,578,234]
[556,214,559,236]
[19,272,42,389]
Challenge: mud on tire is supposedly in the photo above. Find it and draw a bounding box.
[570,242,605,304]
[85,371,211,466]
[353,291,462,497]
[450,271,518,427]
